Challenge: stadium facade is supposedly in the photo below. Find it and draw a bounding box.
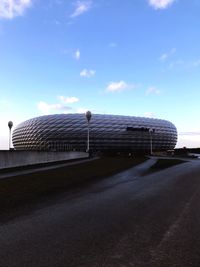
[12,113,177,152]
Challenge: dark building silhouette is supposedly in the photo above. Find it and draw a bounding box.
[12,114,177,152]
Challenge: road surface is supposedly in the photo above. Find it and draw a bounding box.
[1,159,200,266]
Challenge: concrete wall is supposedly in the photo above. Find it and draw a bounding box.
[0,151,88,169]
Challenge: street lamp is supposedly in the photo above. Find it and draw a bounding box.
[149,128,154,155]
[85,111,92,153]
[8,121,13,150]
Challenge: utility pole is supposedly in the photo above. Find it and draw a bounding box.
[85,111,92,153]
[8,121,13,150]
[149,128,154,155]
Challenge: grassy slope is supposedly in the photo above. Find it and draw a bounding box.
[0,156,146,214]
[150,158,186,171]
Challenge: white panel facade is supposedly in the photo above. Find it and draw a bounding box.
[12,114,177,151]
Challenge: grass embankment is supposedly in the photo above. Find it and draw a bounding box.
[149,158,186,173]
[0,156,146,214]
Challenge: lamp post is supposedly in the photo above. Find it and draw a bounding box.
[85,111,92,153]
[8,121,13,150]
[149,128,154,155]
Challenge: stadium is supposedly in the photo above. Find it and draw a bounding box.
[12,113,177,153]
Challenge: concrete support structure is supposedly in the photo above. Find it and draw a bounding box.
[0,151,88,170]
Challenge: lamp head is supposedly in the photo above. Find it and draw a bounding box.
[149,128,155,133]
[8,121,13,130]
[85,111,92,122]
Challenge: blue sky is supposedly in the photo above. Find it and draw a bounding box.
[0,0,200,149]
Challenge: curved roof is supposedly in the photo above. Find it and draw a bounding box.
[12,113,177,151]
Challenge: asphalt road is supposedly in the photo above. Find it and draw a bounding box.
[1,159,200,267]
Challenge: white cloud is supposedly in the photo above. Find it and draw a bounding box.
[106,81,131,93]
[80,69,96,78]
[168,60,184,70]
[70,0,92,18]
[0,0,32,19]
[159,48,176,62]
[37,101,72,115]
[0,99,11,109]
[144,112,155,118]
[76,107,88,113]
[58,96,79,104]
[109,42,118,48]
[75,107,105,114]
[146,86,161,95]
[192,59,200,68]
[74,49,80,60]
[37,96,79,115]
[37,101,51,115]
[168,58,200,70]
[159,53,168,61]
[177,134,200,148]
[148,0,175,9]
[54,19,61,25]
